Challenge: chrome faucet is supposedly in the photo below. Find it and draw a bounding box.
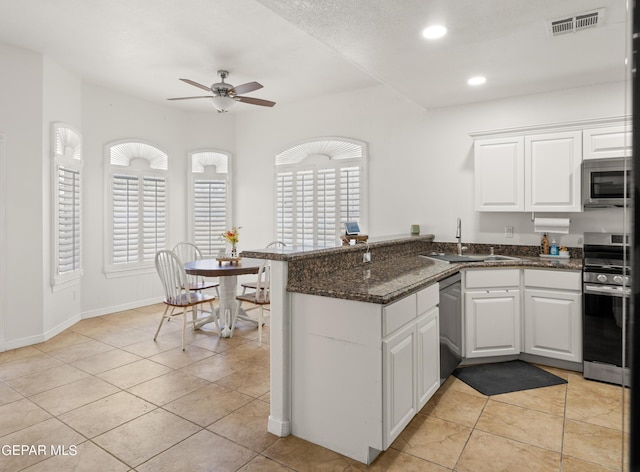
[456,217,466,256]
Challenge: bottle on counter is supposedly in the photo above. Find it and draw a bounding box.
[541,233,550,255]
[550,239,559,256]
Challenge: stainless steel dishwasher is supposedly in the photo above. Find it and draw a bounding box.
[438,273,462,384]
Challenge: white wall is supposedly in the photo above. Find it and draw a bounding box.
[0,44,45,348]
[80,84,236,317]
[236,81,629,250]
[42,56,83,335]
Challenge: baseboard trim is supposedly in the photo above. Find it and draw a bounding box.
[268,416,290,437]
[82,296,163,319]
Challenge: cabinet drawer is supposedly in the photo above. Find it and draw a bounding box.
[417,283,439,315]
[524,269,581,291]
[383,294,416,337]
[465,269,520,289]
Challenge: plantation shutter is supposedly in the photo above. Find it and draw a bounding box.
[340,166,360,223]
[296,170,314,246]
[317,169,337,246]
[57,166,80,273]
[276,172,293,245]
[142,177,166,261]
[193,179,227,256]
[112,175,139,264]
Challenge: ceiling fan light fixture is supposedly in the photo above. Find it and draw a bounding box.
[210,95,236,113]
[422,24,447,40]
[467,76,487,86]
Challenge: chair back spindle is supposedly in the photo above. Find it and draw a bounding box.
[155,249,192,305]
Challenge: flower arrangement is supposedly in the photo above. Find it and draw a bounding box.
[221,226,241,257]
[221,227,240,245]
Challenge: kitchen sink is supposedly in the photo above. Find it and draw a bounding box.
[420,253,521,263]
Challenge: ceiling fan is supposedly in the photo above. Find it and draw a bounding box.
[167,70,276,113]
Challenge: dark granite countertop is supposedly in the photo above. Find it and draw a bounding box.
[242,235,582,305]
[287,254,582,305]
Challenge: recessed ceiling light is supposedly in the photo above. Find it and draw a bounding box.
[422,25,447,40]
[467,76,487,86]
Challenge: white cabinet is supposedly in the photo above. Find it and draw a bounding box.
[383,322,416,447]
[583,125,632,160]
[464,269,521,358]
[525,131,582,212]
[290,283,440,464]
[523,269,582,362]
[416,306,440,410]
[474,136,524,211]
[383,283,439,448]
[474,130,582,212]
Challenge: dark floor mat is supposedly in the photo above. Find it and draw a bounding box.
[452,360,567,396]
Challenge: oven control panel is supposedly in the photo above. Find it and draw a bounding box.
[583,272,630,286]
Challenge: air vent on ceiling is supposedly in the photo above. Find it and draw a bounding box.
[548,8,604,36]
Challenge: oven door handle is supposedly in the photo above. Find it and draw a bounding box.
[583,284,631,298]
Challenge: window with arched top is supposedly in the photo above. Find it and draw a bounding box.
[105,140,168,275]
[275,137,368,246]
[51,122,82,287]
[188,150,232,256]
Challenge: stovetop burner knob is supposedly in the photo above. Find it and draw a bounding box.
[613,275,623,284]
[597,274,608,283]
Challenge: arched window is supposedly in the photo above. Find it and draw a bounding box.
[188,150,232,256]
[105,140,168,275]
[51,122,82,287]
[275,137,368,246]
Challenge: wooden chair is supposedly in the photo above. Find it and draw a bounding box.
[154,249,220,350]
[233,259,270,347]
[172,242,220,297]
[241,241,285,294]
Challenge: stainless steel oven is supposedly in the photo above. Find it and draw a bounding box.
[582,157,632,208]
[582,232,631,385]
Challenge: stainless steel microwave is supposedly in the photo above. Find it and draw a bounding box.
[582,157,632,208]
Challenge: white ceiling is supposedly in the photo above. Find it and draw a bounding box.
[0,0,629,113]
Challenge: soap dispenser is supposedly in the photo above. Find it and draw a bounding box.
[550,239,559,256]
[541,233,549,255]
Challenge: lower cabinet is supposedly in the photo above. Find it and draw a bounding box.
[290,283,440,464]
[523,269,582,362]
[383,322,416,447]
[464,269,521,358]
[416,307,440,409]
[382,305,440,448]
[462,267,582,364]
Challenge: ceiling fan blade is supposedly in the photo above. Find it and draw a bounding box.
[235,96,276,107]
[179,78,212,92]
[167,96,213,101]
[229,81,263,96]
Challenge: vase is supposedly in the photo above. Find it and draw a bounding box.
[231,243,238,258]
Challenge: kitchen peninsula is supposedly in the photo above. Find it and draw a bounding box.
[242,235,582,464]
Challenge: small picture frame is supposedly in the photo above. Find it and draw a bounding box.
[345,221,360,235]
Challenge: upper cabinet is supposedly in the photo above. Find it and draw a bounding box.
[474,137,525,211]
[474,131,581,212]
[525,131,582,212]
[583,125,632,160]
[472,117,630,213]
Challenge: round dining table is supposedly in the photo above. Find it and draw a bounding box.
[184,257,263,337]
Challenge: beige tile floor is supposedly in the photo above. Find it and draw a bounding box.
[0,302,631,471]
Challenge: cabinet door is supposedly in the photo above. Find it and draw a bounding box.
[474,137,525,211]
[416,307,440,410]
[524,288,582,362]
[383,323,416,449]
[465,290,521,358]
[583,125,632,160]
[525,131,582,212]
